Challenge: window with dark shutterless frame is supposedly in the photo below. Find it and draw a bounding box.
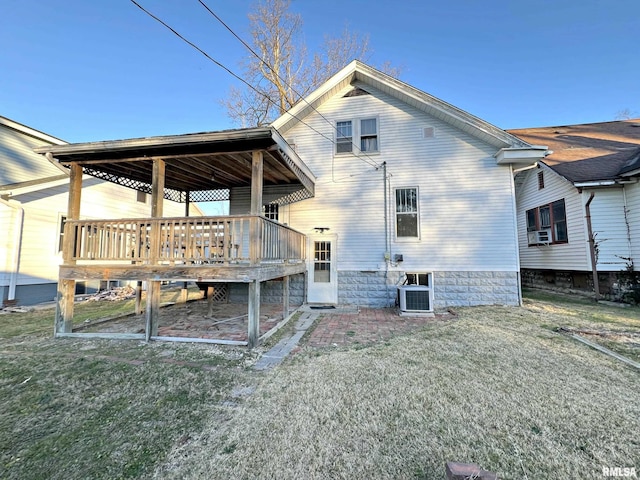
[526,199,567,245]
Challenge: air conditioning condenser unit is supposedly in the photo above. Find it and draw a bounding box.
[398,285,432,314]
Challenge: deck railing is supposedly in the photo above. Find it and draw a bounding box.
[63,215,306,265]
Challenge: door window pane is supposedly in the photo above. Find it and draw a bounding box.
[314,241,331,283]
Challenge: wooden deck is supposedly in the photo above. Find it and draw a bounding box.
[37,130,316,348]
[61,215,306,282]
[57,215,307,346]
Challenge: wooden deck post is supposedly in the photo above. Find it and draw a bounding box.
[248,280,260,348]
[151,159,165,218]
[145,280,161,341]
[181,196,190,303]
[250,151,263,265]
[283,275,290,320]
[144,159,165,341]
[135,281,144,315]
[207,285,215,317]
[55,163,82,335]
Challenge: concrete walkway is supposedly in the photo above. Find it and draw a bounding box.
[254,311,318,371]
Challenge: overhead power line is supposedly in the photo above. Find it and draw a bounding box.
[129,0,336,146]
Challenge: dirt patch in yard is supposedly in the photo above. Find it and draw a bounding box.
[80,298,296,343]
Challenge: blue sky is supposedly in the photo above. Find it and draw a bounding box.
[1,0,638,143]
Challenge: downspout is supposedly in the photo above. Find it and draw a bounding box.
[622,187,633,264]
[584,192,600,300]
[508,164,524,306]
[383,162,390,306]
[0,197,25,304]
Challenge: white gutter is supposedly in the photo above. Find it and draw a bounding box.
[513,162,538,174]
[574,180,617,188]
[0,197,24,302]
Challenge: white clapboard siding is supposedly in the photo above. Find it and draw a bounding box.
[11,180,187,286]
[278,82,520,272]
[1,119,190,289]
[0,122,65,184]
[624,181,640,270]
[517,165,589,270]
[585,188,632,270]
[0,206,16,283]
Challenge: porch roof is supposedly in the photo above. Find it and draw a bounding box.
[34,127,316,204]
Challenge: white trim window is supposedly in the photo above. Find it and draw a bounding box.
[360,118,378,152]
[395,187,419,239]
[57,214,67,253]
[335,118,379,154]
[336,121,353,153]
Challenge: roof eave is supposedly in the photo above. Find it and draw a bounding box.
[33,127,275,159]
[494,146,549,165]
[273,60,535,149]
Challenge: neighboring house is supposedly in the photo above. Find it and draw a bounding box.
[269,60,547,309]
[509,119,640,295]
[0,116,199,306]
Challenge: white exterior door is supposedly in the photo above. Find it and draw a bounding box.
[307,234,338,304]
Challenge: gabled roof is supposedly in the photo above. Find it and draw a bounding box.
[272,60,538,151]
[509,119,640,183]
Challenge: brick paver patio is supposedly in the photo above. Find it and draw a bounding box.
[305,307,448,347]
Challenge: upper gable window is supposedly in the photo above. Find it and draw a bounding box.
[360,118,378,152]
[336,121,353,153]
[335,118,379,154]
[538,171,545,190]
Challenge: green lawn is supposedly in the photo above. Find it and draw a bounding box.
[1,289,638,479]
[0,290,259,480]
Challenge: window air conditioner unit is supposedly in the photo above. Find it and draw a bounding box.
[398,285,432,313]
[536,229,552,244]
[528,229,551,244]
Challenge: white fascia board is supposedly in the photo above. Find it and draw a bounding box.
[0,116,67,145]
[0,176,70,197]
[271,61,358,131]
[34,128,275,157]
[620,168,640,178]
[494,146,548,165]
[573,180,617,188]
[270,129,317,183]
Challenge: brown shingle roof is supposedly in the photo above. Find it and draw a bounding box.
[508,119,640,183]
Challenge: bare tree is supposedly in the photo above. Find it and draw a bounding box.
[615,108,636,120]
[224,0,394,126]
